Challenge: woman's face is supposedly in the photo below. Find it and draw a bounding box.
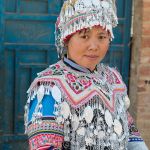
[67,26,110,71]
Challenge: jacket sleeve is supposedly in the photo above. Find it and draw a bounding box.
[111,68,149,149]
[25,90,64,150]
[127,112,149,150]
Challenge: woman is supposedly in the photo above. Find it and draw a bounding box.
[24,0,149,149]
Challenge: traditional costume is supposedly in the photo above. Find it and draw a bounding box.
[24,0,149,149]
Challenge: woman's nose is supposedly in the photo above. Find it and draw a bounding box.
[88,39,99,51]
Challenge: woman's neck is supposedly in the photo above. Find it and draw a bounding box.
[63,56,97,73]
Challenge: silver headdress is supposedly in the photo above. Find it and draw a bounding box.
[55,0,118,57]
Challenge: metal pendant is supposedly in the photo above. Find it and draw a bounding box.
[56,116,63,124]
[37,85,45,103]
[94,129,98,136]
[77,127,86,136]
[85,137,93,146]
[92,0,100,6]
[51,85,62,103]
[114,119,122,136]
[110,133,117,140]
[125,95,130,110]
[27,97,30,104]
[72,114,79,131]
[84,0,92,7]
[74,3,80,12]
[83,106,93,124]
[80,147,86,150]
[60,101,70,119]
[101,1,110,9]
[98,130,105,139]
[105,110,113,127]
[89,132,94,138]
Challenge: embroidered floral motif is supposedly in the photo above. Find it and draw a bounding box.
[29,133,64,150]
[66,73,77,82]
[65,73,92,94]
[38,64,63,77]
[79,78,92,88]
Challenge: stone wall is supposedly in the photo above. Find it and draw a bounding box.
[129,0,150,148]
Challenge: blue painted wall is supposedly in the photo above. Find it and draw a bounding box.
[0,0,132,149]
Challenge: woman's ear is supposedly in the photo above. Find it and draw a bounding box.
[64,41,69,49]
[109,38,112,45]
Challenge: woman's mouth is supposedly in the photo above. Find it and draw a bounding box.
[84,55,99,60]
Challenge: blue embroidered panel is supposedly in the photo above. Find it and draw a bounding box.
[28,95,55,122]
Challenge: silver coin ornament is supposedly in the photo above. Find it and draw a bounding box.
[60,101,70,119]
[56,116,63,124]
[85,137,93,146]
[98,130,105,139]
[74,1,84,12]
[105,110,113,127]
[51,85,62,103]
[94,129,98,136]
[110,133,117,140]
[72,114,79,131]
[101,1,110,9]
[89,132,94,138]
[125,95,130,110]
[80,147,86,150]
[37,85,45,103]
[114,119,122,136]
[83,106,93,124]
[27,97,30,104]
[77,127,86,136]
[84,0,92,7]
[92,0,101,6]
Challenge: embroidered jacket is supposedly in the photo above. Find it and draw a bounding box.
[24,58,148,150]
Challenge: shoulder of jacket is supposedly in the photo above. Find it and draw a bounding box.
[98,63,121,76]
[37,60,63,78]
[27,60,64,93]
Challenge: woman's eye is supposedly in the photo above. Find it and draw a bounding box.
[81,35,88,39]
[99,36,107,40]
